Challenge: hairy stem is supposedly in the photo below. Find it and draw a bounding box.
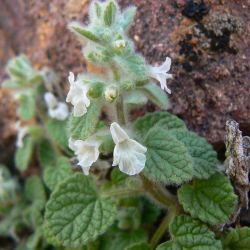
[115,95,126,125]
[140,174,181,247]
[150,209,175,248]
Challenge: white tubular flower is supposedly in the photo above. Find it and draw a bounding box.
[66,72,90,117]
[69,137,100,175]
[15,121,28,148]
[44,92,69,120]
[110,122,147,176]
[149,57,173,94]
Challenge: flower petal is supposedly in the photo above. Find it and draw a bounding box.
[110,122,129,144]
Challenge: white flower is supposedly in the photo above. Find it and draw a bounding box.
[149,57,173,94]
[69,137,100,175]
[44,92,69,120]
[66,72,90,117]
[15,121,28,148]
[110,122,147,175]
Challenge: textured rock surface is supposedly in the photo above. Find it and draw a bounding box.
[0,0,249,160]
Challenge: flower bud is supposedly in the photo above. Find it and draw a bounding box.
[87,82,104,98]
[104,86,118,102]
[114,39,126,49]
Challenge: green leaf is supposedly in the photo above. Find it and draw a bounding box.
[70,23,100,42]
[24,175,47,210]
[15,136,33,171]
[142,83,170,110]
[172,130,218,179]
[156,215,222,250]
[2,79,22,89]
[133,112,187,139]
[45,174,117,247]
[143,128,194,184]
[38,139,56,169]
[121,6,136,30]
[124,91,148,106]
[43,157,72,190]
[47,119,69,150]
[100,227,147,250]
[223,227,250,250]
[178,174,237,225]
[69,102,101,140]
[125,242,151,250]
[17,93,35,120]
[115,54,146,80]
[94,2,102,18]
[104,1,116,26]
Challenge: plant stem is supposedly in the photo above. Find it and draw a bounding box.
[150,210,175,249]
[140,174,181,248]
[140,174,180,211]
[115,95,126,125]
[102,187,144,198]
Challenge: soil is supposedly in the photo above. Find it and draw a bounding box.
[0,0,249,162]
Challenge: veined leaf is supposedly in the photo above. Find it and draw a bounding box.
[178,174,237,225]
[156,215,222,250]
[104,1,116,26]
[69,102,101,140]
[143,128,194,184]
[17,93,36,120]
[45,174,117,247]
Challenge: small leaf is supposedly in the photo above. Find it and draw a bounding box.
[38,139,56,169]
[178,174,237,225]
[121,6,136,30]
[223,227,250,250]
[94,2,102,18]
[124,91,148,106]
[15,136,33,171]
[133,112,187,139]
[142,83,170,110]
[47,119,69,150]
[69,102,101,140]
[157,215,223,250]
[17,93,36,120]
[143,128,194,184]
[43,157,72,190]
[45,174,117,247]
[104,1,116,26]
[70,23,100,42]
[172,130,218,179]
[115,54,146,80]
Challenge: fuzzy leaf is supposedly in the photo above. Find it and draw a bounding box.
[133,112,187,139]
[69,102,101,140]
[70,23,100,42]
[223,227,250,250]
[172,130,218,179]
[124,91,148,106]
[142,83,170,110]
[17,93,35,120]
[43,157,72,190]
[116,54,146,80]
[157,215,222,250]
[104,1,116,26]
[47,119,69,150]
[143,128,194,184]
[38,139,56,169]
[121,6,136,30]
[45,174,117,247]
[178,174,237,225]
[15,136,33,171]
